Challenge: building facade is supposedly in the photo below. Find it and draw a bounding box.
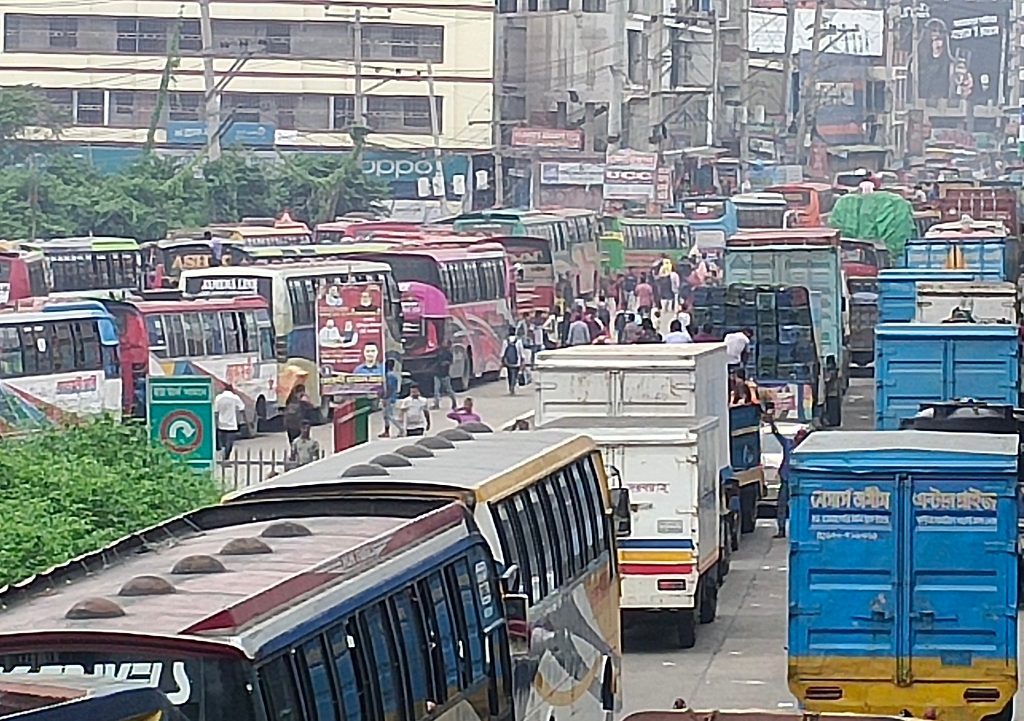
[0,0,495,153]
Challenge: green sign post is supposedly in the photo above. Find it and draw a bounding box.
[148,376,215,472]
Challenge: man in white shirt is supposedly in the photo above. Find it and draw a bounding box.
[723,328,753,367]
[397,384,432,436]
[663,319,692,344]
[214,386,246,459]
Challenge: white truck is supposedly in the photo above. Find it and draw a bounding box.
[538,416,725,648]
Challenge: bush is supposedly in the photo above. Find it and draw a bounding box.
[0,418,221,587]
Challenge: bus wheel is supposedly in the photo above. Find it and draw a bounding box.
[453,355,472,393]
[675,610,697,649]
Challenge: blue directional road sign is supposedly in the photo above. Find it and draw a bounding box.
[147,376,215,472]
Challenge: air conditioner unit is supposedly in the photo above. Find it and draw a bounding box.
[753,104,766,123]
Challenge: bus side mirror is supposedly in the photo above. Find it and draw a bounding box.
[499,564,520,596]
[504,593,530,657]
[609,487,632,538]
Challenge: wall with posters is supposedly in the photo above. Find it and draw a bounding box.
[316,282,386,397]
[902,0,1010,107]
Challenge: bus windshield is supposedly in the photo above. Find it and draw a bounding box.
[48,250,142,293]
[735,206,787,229]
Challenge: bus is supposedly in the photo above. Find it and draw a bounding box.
[208,213,313,246]
[0,499,517,721]
[451,210,599,299]
[141,238,248,289]
[314,219,421,243]
[102,296,277,430]
[0,245,50,305]
[33,237,143,296]
[600,217,692,274]
[731,192,791,230]
[766,183,837,227]
[0,306,120,434]
[0,677,186,721]
[224,428,627,721]
[180,261,403,416]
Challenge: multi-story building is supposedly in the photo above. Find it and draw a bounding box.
[0,0,494,154]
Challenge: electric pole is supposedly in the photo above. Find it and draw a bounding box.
[199,0,221,161]
[354,9,365,125]
[425,62,449,214]
[781,0,796,130]
[738,0,751,171]
[608,0,626,152]
[795,0,824,166]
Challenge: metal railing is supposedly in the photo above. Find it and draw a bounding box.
[215,447,327,492]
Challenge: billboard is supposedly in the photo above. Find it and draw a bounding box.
[315,281,386,397]
[905,0,1009,106]
[603,150,658,201]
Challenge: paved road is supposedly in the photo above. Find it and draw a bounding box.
[621,375,877,713]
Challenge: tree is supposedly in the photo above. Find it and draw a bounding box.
[203,153,280,222]
[0,86,64,159]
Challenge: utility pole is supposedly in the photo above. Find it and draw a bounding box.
[199,0,220,161]
[882,0,896,158]
[425,62,449,214]
[354,9,365,125]
[737,0,751,172]
[780,0,796,129]
[795,0,824,166]
[608,0,626,152]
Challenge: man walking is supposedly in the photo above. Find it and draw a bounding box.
[501,331,525,394]
[380,358,400,438]
[213,385,245,460]
[397,384,431,436]
[432,340,457,411]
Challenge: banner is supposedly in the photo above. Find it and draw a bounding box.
[316,281,386,397]
[905,0,1009,106]
[603,150,659,200]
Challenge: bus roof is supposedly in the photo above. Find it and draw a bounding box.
[0,501,469,659]
[731,192,788,206]
[114,295,268,314]
[146,236,244,248]
[0,307,114,326]
[453,209,564,224]
[619,216,690,225]
[765,182,833,192]
[179,259,393,278]
[35,237,140,252]
[225,429,596,506]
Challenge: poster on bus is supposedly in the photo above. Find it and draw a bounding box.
[315,281,386,397]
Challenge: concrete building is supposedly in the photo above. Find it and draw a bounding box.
[0,0,495,153]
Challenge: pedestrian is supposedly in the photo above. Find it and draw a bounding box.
[432,340,457,411]
[723,327,754,368]
[566,313,592,346]
[283,382,314,444]
[622,271,638,310]
[635,273,655,314]
[285,420,320,470]
[637,317,662,344]
[213,384,246,460]
[584,309,603,339]
[447,397,482,425]
[769,414,810,538]
[379,358,400,438]
[530,311,547,357]
[663,319,692,344]
[669,267,681,312]
[501,331,525,394]
[693,322,717,342]
[596,299,611,329]
[397,384,431,436]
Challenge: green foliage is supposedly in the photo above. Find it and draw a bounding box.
[0,86,64,149]
[0,418,220,587]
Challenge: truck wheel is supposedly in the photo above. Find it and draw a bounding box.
[718,537,731,582]
[676,611,697,649]
[740,485,757,534]
[698,576,718,624]
[730,513,740,551]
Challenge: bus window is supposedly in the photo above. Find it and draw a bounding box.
[363,604,402,720]
[0,326,22,376]
[391,587,431,718]
[258,655,304,721]
[223,312,242,354]
[164,314,187,357]
[201,312,225,354]
[451,559,485,682]
[299,637,340,721]
[327,625,364,721]
[424,573,461,698]
[146,315,167,356]
[182,313,205,356]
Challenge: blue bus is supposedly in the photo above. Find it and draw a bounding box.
[0,498,516,721]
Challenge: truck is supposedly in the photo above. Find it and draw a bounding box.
[936,185,1019,236]
[914,281,1018,325]
[533,343,763,538]
[877,268,978,323]
[789,430,1018,721]
[535,417,726,649]
[903,217,1019,282]
[874,323,1020,430]
[725,230,846,426]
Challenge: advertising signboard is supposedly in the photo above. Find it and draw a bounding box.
[315,281,386,397]
[603,150,659,200]
[147,376,215,472]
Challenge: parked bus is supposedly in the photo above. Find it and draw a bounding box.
[0,677,186,721]
[674,196,737,249]
[451,209,599,299]
[0,499,517,721]
[0,244,50,305]
[731,192,791,229]
[180,261,402,416]
[766,182,837,227]
[600,217,692,273]
[34,237,142,295]
[314,219,420,243]
[224,428,626,721]
[208,213,313,246]
[99,296,277,430]
[0,305,120,434]
[141,237,249,288]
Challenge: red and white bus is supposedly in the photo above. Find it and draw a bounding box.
[0,245,50,305]
[362,241,514,390]
[314,218,422,243]
[102,296,278,432]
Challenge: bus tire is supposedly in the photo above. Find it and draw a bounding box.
[453,355,472,393]
[675,610,697,649]
[698,575,718,624]
[983,701,1013,721]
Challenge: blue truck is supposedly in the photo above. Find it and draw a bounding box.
[903,232,1019,283]
[876,268,977,323]
[874,323,1020,430]
[788,430,1018,721]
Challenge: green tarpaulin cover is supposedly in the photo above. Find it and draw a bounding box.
[829,191,916,258]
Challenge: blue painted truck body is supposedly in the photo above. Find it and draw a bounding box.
[874,324,1019,430]
[788,430,1018,721]
[876,268,977,323]
[903,236,1018,282]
